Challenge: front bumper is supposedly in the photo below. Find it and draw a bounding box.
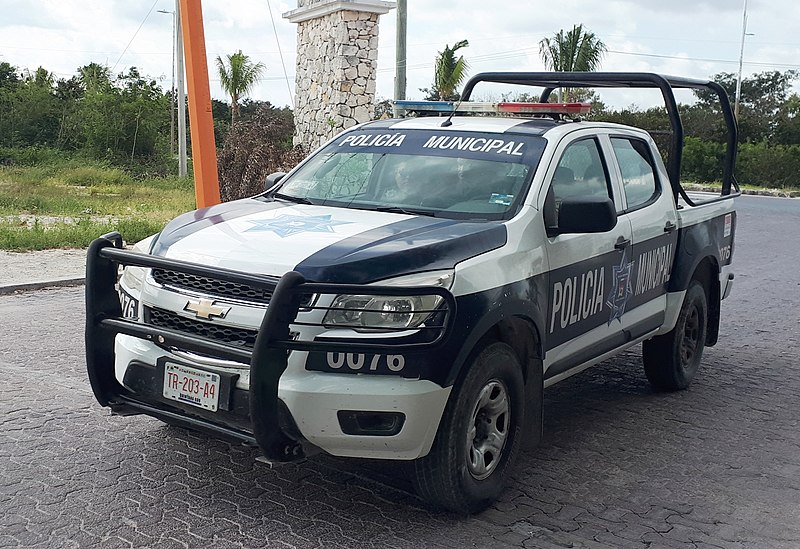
[114,334,450,459]
[86,233,456,462]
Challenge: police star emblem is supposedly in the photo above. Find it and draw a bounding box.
[606,250,634,325]
[246,214,351,238]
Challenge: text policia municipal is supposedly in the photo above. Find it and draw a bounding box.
[338,134,526,156]
[548,242,674,334]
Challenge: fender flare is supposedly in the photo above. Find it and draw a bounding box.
[669,225,723,294]
[668,236,722,346]
[444,299,545,387]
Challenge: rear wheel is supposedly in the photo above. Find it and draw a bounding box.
[642,280,708,391]
[412,342,525,514]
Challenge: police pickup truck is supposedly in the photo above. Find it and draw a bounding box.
[86,73,738,513]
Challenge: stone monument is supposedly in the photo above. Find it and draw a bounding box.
[283,0,395,150]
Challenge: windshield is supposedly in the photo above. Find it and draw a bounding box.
[274,129,547,220]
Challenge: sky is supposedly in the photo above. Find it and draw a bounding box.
[1,0,798,110]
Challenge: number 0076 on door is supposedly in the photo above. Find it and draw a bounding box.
[163,363,220,411]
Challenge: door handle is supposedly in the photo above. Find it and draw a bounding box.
[664,221,677,233]
[614,236,631,250]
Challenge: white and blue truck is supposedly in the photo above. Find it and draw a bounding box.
[86,73,738,513]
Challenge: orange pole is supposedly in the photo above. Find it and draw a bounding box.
[178,0,220,208]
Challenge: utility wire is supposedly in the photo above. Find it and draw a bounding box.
[111,0,160,73]
[606,48,800,69]
[376,45,800,74]
[266,0,294,107]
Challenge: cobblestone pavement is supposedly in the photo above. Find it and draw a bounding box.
[1,195,799,548]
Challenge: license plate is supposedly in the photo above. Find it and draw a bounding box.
[163,363,220,411]
[118,287,139,318]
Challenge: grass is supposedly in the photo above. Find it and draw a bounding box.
[0,218,165,251]
[0,160,196,251]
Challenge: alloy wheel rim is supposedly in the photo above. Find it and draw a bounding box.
[681,305,700,366]
[466,379,510,480]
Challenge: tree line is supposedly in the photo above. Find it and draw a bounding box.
[0,62,170,171]
[595,70,800,188]
[2,39,799,189]
[0,59,290,177]
[422,25,799,188]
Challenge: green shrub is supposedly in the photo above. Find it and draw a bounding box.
[681,137,800,188]
[0,146,73,167]
[149,175,195,192]
[60,166,133,187]
[681,137,725,183]
[1,165,56,186]
[736,142,800,188]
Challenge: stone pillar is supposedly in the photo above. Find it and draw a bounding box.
[284,0,395,150]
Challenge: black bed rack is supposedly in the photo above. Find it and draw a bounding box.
[459,71,740,206]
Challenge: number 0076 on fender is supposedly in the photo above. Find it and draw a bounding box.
[163,363,220,412]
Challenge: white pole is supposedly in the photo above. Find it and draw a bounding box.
[158,8,177,158]
[394,0,407,100]
[735,0,748,119]
[170,11,176,156]
[176,0,188,177]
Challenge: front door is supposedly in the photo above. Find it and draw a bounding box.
[538,134,634,383]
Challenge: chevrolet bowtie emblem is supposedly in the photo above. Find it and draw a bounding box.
[183,298,231,320]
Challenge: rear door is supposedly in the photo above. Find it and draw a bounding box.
[537,131,634,382]
[604,133,679,339]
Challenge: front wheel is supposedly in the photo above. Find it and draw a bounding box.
[412,342,525,514]
[642,281,708,391]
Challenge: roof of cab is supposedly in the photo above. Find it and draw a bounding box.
[361,116,646,139]
[363,116,557,136]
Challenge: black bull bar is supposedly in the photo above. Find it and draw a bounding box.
[85,233,456,462]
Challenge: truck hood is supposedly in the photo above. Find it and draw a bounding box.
[151,198,507,284]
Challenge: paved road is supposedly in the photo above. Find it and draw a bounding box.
[1,195,799,548]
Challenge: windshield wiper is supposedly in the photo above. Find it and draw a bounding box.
[373,205,438,217]
[273,193,316,205]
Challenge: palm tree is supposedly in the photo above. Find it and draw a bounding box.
[434,40,470,101]
[215,50,265,125]
[539,25,607,101]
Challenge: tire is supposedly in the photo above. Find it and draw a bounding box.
[642,280,708,391]
[412,341,525,514]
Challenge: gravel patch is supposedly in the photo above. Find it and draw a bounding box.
[0,248,87,290]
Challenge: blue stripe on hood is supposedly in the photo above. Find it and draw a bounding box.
[294,216,507,284]
[151,198,286,256]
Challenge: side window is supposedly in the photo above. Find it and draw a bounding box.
[611,137,658,210]
[544,138,611,229]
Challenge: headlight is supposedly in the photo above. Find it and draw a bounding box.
[119,265,145,292]
[322,270,453,331]
[119,234,156,292]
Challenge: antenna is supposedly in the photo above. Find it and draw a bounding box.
[440,94,466,127]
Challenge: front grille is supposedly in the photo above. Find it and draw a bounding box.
[150,268,313,307]
[145,306,258,349]
[151,268,275,305]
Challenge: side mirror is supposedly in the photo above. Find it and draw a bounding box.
[557,196,617,234]
[265,172,287,192]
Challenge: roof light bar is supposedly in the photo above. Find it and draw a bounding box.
[497,102,592,115]
[393,100,592,116]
